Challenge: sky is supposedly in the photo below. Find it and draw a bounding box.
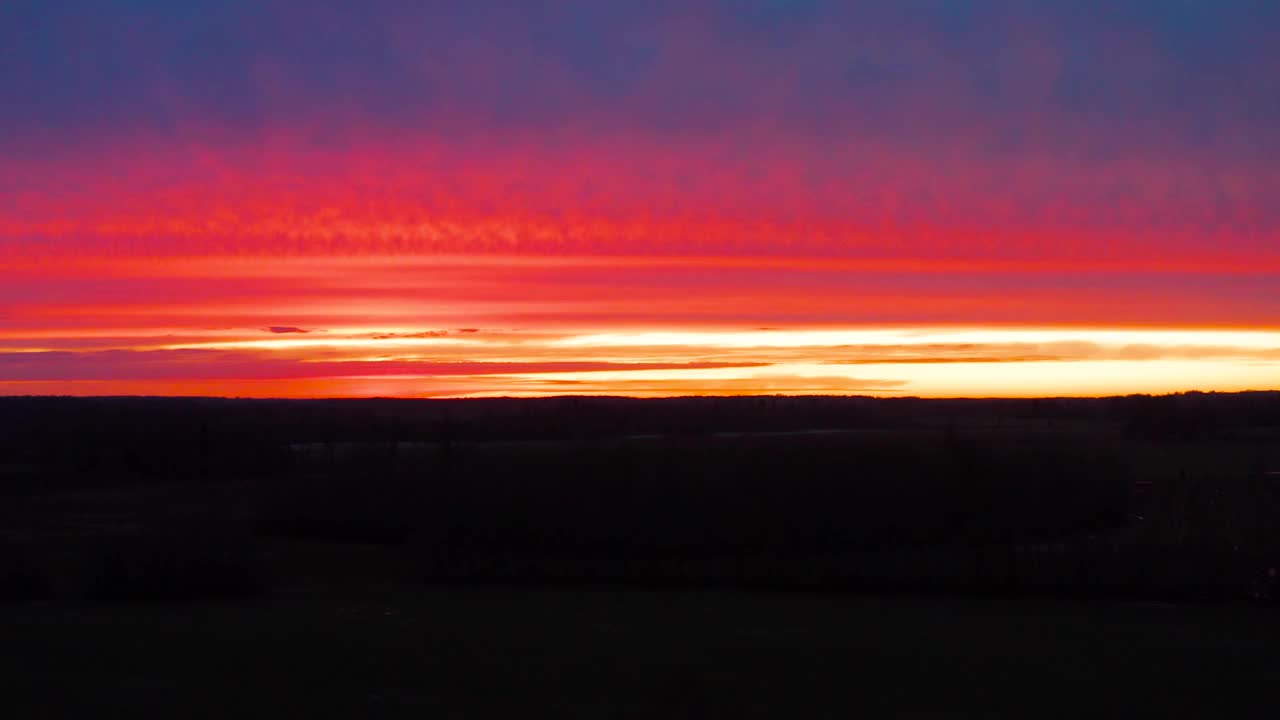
[2,0,1278,398]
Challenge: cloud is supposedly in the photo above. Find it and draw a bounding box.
[2,0,1277,268]
[265,326,310,334]
[471,374,912,397]
[370,330,450,339]
[0,349,769,381]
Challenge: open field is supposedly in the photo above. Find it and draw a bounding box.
[5,578,1280,718]
[2,394,1279,716]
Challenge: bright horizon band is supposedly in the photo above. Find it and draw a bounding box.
[2,318,1276,398]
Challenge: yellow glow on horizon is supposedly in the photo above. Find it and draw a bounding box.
[499,358,1279,398]
[553,328,1280,350]
[2,323,1276,398]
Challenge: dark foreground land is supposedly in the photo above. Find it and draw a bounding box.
[2,393,1280,716]
[6,575,1280,718]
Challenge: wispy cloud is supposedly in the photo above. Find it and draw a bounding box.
[0,349,769,382]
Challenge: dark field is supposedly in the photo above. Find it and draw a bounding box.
[2,393,1280,716]
[6,577,1280,718]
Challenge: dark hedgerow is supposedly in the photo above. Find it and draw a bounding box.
[409,434,1137,590]
[78,523,265,604]
[255,471,418,545]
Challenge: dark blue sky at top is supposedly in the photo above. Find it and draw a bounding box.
[2,0,1277,163]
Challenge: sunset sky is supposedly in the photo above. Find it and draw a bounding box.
[2,0,1278,398]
